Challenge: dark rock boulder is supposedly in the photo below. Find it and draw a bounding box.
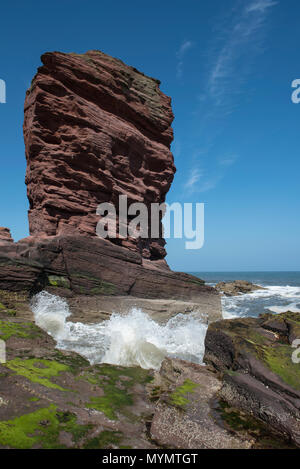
[215,280,266,296]
[204,312,300,446]
[149,358,253,449]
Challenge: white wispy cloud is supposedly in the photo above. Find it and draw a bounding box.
[208,0,278,106]
[176,40,194,79]
[218,154,238,167]
[185,168,202,189]
[246,0,278,13]
[185,154,238,193]
[181,1,278,195]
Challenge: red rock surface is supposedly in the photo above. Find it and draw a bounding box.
[24,50,176,260]
[0,227,13,243]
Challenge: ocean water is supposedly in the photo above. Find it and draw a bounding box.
[192,271,300,319]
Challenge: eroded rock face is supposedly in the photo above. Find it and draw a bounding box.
[24,50,176,260]
[204,312,300,447]
[0,228,13,243]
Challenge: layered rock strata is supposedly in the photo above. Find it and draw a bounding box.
[204,312,300,446]
[24,50,176,261]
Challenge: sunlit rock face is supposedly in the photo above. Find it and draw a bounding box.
[24,50,176,260]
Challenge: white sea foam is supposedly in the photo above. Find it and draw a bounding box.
[222,285,300,319]
[31,291,208,370]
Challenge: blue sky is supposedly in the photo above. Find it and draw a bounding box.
[0,0,299,271]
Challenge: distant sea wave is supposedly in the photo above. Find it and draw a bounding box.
[192,271,300,319]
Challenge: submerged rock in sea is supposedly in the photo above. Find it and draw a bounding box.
[215,280,265,296]
[204,311,300,447]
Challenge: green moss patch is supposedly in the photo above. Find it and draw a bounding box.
[83,365,152,420]
[0,321,42,341]
[84,430,123,449]
[0,405,93,449]
[5,358,70,391]
[169,379,198,409]
[53,350,90,373]
[48,275,70,289]
[263,345,300,390]
[71,273,117,295]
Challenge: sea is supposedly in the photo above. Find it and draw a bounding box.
[192,271,300,319]
[31,272,300,370]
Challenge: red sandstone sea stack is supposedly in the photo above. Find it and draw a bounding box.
[24,50,176,260]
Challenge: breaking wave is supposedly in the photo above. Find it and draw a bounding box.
[222,285,300,319]
[31,291,208,370]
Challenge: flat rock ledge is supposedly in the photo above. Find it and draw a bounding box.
[0,235,222,323]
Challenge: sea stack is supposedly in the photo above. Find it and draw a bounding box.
[24,51,175,261]
[0,50,221,321]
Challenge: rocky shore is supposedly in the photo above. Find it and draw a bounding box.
[0,50,298,450]
[0,299,298,449]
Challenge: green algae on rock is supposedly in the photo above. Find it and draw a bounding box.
[0,320,42,341]
[169,379,198,409]
[0,405,93,449]
[5,358,70,391]
[83,365,153,420]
